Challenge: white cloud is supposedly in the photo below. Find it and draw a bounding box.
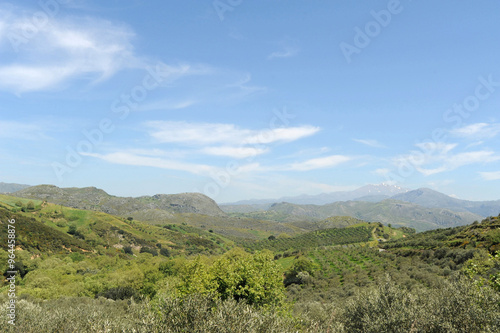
[145,121,320,146]
[0,20,5,41]
[414,166,448,176]
[394,142,500,176]
[0,7,143,93]
[413,142,457,155]
[0,65,76,93]
[268,47,299,59]
[201,146,269,159]
[353,139,386,148]
[84,151,265,177]
[465,141,484,149]
[288,155,351,171]
[447,150,499,166]
[450,123,500,139]
[479,170,500,181]
[84,152,216,175]
[225,73,267,97]
[374,168,390,176]
[136,99,196,112]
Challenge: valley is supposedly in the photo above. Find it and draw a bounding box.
[0,183,499,332]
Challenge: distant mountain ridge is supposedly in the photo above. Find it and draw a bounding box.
[0,182,31,193]
[222,185,500,219]
[264,199,482,231]
[223,184,409,206]
[391,188,500,217]
[14,185,226,218]
[222,199,482,231]
[11,183,499,233]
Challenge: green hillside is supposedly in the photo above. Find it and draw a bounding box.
[381,214,500,254]
[0,192,499,332]
[10,188,308,240]
[0,195,231,257]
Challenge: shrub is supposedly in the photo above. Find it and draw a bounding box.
[26,201,35,211]
[140,247,158,256]
[209,249,285,307]
[159,260,177,276]
[336,275,500,332]
[96,286,142,301]
[123,245,133,255]
[160,248,170,257]
[55,220,67,228]
[284,256,319,286]
[0,296,297,333]
[3,261,27,278]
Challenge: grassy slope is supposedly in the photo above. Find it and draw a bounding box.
[0,195,231,257]
[381,215,500,254]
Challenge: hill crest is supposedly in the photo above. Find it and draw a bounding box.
[14,185,226,218]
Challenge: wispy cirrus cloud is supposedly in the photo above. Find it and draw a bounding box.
[288,155,352,171]
[268,46,299,59]
[83,151,217,175]
[353,138,386,148]
[84,151,264,176]
[0,6,143,93]
[224,73,267,99]
[84,119,346,175]
[394,142,500,176]
[145,121,320,146]
[450,122,500,139]
[136,99,197,112]
[201,146,269,159]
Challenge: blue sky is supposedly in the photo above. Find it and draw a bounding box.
[1,0,500,202]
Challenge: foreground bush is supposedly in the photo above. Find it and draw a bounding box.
[297,275,500,333]
[1,276,498,332]
[0,297,149,333]
[151,294,298,332]
[0,295,298,333]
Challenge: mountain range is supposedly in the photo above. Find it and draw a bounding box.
[221,184,500,218]
[223,184,409,205]
[7,182,500,232]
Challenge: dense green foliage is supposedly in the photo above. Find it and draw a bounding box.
[0,193,499,332]
[1,276,498,332]
[174,249,285,306]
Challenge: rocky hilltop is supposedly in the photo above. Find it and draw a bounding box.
[15,185,226,219]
